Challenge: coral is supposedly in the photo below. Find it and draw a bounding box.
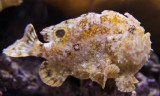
[136,72,160,96]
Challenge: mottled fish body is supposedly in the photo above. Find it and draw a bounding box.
[3,10,151,92]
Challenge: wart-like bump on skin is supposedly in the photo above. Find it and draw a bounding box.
[39,43,43,47]
[128,25,136,33]
[73,44,80,51]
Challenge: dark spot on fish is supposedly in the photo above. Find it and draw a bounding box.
[65,20,68,24]
[39,43,43,47]
[54,79,58,83]
[34,36,38,39]
[41,61,48,69]
[30,27,34,32]
[117,30,123,34]
[65,50,71,56]
[128,25,136,33]
[44,33,49,41]
[12,48,15,50]
[56,29,65,38]
[67,52,71,56]
[44,61,48,66]
[50,77,58,83]
[37,53,43,57]
[73,44,80,51]
[46,70,52,77]
[113,38,116,41]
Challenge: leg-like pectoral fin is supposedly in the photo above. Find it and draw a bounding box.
[39,61,68,87]
[104,64,120,78]
[90,64,120,88]
[115,75,136,92]
[90,73,107,89]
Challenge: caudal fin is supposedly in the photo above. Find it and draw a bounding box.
[3,24,41,57]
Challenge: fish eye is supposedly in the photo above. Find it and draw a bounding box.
[55,29,65,38]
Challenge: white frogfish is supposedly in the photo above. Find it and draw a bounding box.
[3,10,151,92]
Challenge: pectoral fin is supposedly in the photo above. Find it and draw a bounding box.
[39,61,68,87]
[104,64,120,78]
[90,73,107,89]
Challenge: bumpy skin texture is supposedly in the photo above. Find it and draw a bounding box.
[3,10,151,92]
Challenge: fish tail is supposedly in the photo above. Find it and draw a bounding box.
[3,24,41,57]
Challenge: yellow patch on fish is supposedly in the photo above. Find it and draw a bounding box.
[3,10,151,93]
[80,18,88,27]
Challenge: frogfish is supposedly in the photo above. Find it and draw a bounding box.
[3,10,151,92]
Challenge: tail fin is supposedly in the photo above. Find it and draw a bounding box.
[3,24,41,57]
